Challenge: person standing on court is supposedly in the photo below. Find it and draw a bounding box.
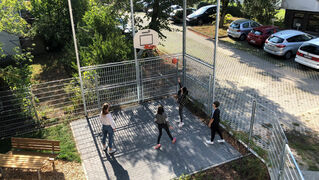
[206,101,225,144]
[177,78,188,127]
[100,103,117,154]
[154,105,176,149]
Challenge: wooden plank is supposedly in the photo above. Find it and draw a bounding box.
[11,137,59,144]
[0,154,47,170]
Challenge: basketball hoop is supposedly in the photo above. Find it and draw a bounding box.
[144,44,156,50]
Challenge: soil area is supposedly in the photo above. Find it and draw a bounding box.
[0,160,85,180]
[187,154,270,180]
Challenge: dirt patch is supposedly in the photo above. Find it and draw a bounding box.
[0,160,85,180]
[183,154,270,180]
[286,130,319,171]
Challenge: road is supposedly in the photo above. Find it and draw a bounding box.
[157,22,319,137]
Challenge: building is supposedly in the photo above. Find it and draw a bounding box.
[282,0,319,35]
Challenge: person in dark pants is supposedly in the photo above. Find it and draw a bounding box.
[206,101,225,144]
[100,103,117,153]
[176,78,188,127]
[154,105,176,149]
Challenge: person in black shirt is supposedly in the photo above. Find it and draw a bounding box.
[206,101,225,144]
[176,78,188,127]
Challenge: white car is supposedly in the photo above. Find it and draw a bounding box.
[295,38,319,69]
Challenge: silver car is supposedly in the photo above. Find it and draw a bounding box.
[227,19,261,41]
[264,30,314,59]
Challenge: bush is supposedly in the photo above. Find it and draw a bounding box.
[227,5,243,17]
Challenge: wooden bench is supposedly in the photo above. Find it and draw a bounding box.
[11,137,60,158]
[0,154,48,179]
[0,138,60,180]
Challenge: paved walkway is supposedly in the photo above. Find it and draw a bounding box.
[71,97,241,180]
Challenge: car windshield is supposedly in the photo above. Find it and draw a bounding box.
[253,30,262,35]
[230,23,240,29]
[268,36,284,43]
[300,44,319,55]
[193,6,209,15]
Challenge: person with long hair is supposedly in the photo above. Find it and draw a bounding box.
[100,103,117,154]
[154,105,176,149]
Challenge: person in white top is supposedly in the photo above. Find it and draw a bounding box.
[100,103,116,154]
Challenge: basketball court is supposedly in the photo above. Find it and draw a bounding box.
[71,97,242,180]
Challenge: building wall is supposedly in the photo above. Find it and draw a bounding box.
[282,0,319,12]
[284,10,319,35]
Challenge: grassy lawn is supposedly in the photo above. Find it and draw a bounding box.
[286,131,319,171]
[0,123,81,163]
[177,154,269,180]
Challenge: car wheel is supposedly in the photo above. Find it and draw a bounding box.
[239,34,246,41]
[284,51,292,59]
[198,19,203,26]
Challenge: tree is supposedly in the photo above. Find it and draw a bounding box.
[206,0,239,28]
[242,0,277,24]
[30,0,88,51]
[63,2,133,72]
[112,0,201,39]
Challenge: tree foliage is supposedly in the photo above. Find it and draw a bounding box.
[0,0,30,36]
[30,0,88,51]
[63,3,133,72]
[206,0,239,28]
[242,0,277,24]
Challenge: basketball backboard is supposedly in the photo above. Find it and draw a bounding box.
[134,29,159,49]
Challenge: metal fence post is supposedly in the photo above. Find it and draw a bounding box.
[94,72,101,109]
[212,0,221,104]
[130,0,141,102]
[208,74,213,116]
[29,87,39,122]
[248,99,257,145]
[176,56,179,93]
[182,0,187,85]
[140,65,144,101]
[278,144,287,180]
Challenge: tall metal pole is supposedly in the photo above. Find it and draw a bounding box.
[212,0,221,104]
[130,0,141,102]
[182,0,187,85]
[67,0,88,117]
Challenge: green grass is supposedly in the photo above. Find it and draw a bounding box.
[0,123,81,163]
[286,131,319,171]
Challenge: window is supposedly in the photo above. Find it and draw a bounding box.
[287,35,300,42]
[254,30,262,35]
[251,22,259,28]
[292,12,305,30]
[230,23,240,29]
[300,44,319,55]
[298,34,313,41]
[242,23,249,28]
[294,13,304,18]
[269,36,284,43]
[307,14,319,32]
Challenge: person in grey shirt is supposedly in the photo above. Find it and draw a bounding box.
[154,105,176,149]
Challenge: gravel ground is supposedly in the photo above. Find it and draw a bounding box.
[1,160,85,180]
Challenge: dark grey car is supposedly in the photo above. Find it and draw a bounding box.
[227,19,261,41]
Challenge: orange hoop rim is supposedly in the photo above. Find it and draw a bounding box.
[144,44,156,50]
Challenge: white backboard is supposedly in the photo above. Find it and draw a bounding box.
[134,29,159,49]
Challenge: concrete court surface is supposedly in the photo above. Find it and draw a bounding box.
[71,97,242,180]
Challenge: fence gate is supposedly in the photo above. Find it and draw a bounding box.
[80,54,181,116]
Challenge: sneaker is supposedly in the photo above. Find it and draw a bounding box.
[108,148,117,154]
[218,139,225,143]
[154,144,161,149]
[205,140,214,145]
[175,119,181,122]
[178,122,184,127]
[103,144,107,150]
[172,137,176,144]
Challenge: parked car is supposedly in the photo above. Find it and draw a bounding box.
[147,4,181,14]
[116,18,132,35]
[247,26,279,47]
[170,8,196,23]
[295,38,319,69]
[264,30,314,59]
[227,19,261,41]
[186,5,217,25]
